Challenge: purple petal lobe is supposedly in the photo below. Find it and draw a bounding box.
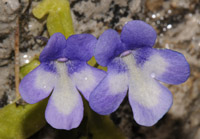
[19,63,56,104]
[40,33,67,62]
[134,48,190,84]
[65,34,97,61]
[121,20,157,49]
[121,53,172,126]
[95,29,126,66]
[152,49,190,84]
[129,82,173,126]
[89,58,128,115]
[70,62,106,100]
[45,62,83,130]
[45,89,83,130]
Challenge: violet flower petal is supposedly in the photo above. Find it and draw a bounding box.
[129,81,173,126]
[151,49,190,84]
[65,34,97,61]
[45,62,83,130]
[68,61,106,100]
[95,29,126,66]
[121,20,157,49]
[133,48,190,85]
[89,58,128,115]
[121,53,173,126]
[19,63,56,104]
[40,33,67,62]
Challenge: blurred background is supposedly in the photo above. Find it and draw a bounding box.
[0,0,200,138]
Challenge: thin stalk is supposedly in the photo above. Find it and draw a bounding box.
[15,17,20,98]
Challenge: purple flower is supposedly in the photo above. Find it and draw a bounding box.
[19,33,106,130]
[89,20,190,126]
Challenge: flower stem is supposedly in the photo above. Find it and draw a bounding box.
[15,17,20,98]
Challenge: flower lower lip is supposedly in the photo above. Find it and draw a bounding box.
[57,58,68,62]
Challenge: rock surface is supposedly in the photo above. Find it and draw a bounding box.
[0,0,200,138]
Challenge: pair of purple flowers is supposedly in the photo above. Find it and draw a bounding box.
[19,20,190,130]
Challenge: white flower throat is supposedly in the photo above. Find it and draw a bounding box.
[52,61,79,115]
[121,53,167,108]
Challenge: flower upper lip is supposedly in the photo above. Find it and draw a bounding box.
[39,32,97,63]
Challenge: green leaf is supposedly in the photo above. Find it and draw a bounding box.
[20,59,40,79]
[87,111,126,139]
[87,56,97,67]
[87,56,107,71]
[0,58,43,139]
[32,0,74,38]
[97,65,107,71]
[80,100,126,139]
[0,99,48,139]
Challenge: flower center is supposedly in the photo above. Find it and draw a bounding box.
[120,50,132,57]
[57,58,68,62]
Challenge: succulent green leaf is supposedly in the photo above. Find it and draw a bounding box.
[32,0,74,38]
[0,99,48,139]
[87,111,126,139]
[79,100,126,139]
[20,59,40,79]
[97,65,107,71]
[87,56,97,67]
[88,56,107,71]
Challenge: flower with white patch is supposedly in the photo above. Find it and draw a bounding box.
[89,20,190,126]
[19,33,106,130]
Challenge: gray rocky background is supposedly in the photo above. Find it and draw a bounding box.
[0,0,200,139]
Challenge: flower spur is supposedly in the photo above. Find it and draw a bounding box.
[89,20,190,126]
[19,33,106,130]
